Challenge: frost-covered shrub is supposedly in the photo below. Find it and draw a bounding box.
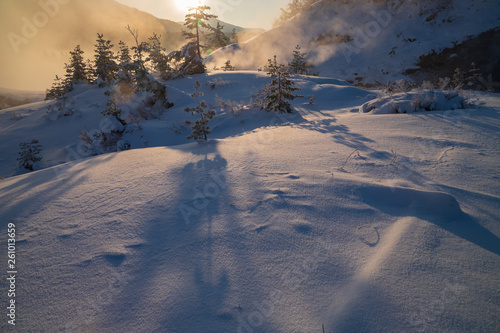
[79,118,127,156]
[18,139,43,171]
[10,111,24,120]
[102,96,126,125]
[309,95,316,105]
[215,95,247,116]
[207,78,232,90]
[420,81,435,91]
[384,80,412,96]
[360,91,468,114]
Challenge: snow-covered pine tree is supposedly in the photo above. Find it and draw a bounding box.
[85,58,95,83]
[122,26,173,109]
[17,139,43,171]
[179,4,217,74]
[259,56,303,113]
[118,41,132,69]
[184,81,216,142]
[45,75,67,100]
[148,33,172,80]
[289,45,309,75]
[47,45,87,99]
[94,33,118,86]
[206,22,230,52]
[64,45,88,88]
[169,41,206,76]
[116,41,136,97]
[125,25,151,89]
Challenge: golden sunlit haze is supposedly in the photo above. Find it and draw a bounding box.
[175,0,205,12]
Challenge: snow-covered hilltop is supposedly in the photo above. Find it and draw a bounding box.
[207,0,500,86]
[1,70,500,332]
[0,1,499,332]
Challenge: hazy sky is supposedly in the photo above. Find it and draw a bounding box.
[114,0,290,29]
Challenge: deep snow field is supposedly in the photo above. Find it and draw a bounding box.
[1,72,499,332]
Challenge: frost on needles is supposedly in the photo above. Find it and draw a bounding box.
[184,81,216,142]
[258,56,303,113]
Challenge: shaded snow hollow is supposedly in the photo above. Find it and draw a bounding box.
[1,72,499,332]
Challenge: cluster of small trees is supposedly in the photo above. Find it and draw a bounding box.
[274,0,319,26]
[42,4,236,146]
[46,4,230,101]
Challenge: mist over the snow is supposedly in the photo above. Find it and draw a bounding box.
[207,0,500,85]
[0,0,184,91]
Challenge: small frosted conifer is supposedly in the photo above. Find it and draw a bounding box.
[184,81,216,142]
[288,45,309,75]
[18,139,43,171]
[259,56,303,113]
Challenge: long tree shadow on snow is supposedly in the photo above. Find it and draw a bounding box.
[358,185,500,256]
[103,141,279,332]
[289,113,375,150]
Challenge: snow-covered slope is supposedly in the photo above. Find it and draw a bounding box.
[0,72,499,332]
[0,73,365,178]
[207,0,500,86]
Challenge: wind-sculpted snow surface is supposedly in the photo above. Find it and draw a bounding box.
[0,72,499,332]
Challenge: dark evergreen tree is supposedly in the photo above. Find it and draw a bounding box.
[64,45,87,86]
[230,28,238,43]
[85,58,95,83]
[169,41,206,75]
[179,4,217,74]
[118,41,132,67]
[184,81,216,142]
[125,25,150,89]
[18,139,43,171]
[116,41,136,96]
[288,45,309,75]
[94,33,118,86]
[45,75,67,100]
[221,60,235,71]
[206,22,230,52]
[148,33,171,79]
[259,56,303,113]
[47,45,86,99]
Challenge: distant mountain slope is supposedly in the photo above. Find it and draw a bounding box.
[0,87,44,110]
[0,0,184,91]
[207,0,500,86]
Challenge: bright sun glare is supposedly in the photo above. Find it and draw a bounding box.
[175,0,205,12]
